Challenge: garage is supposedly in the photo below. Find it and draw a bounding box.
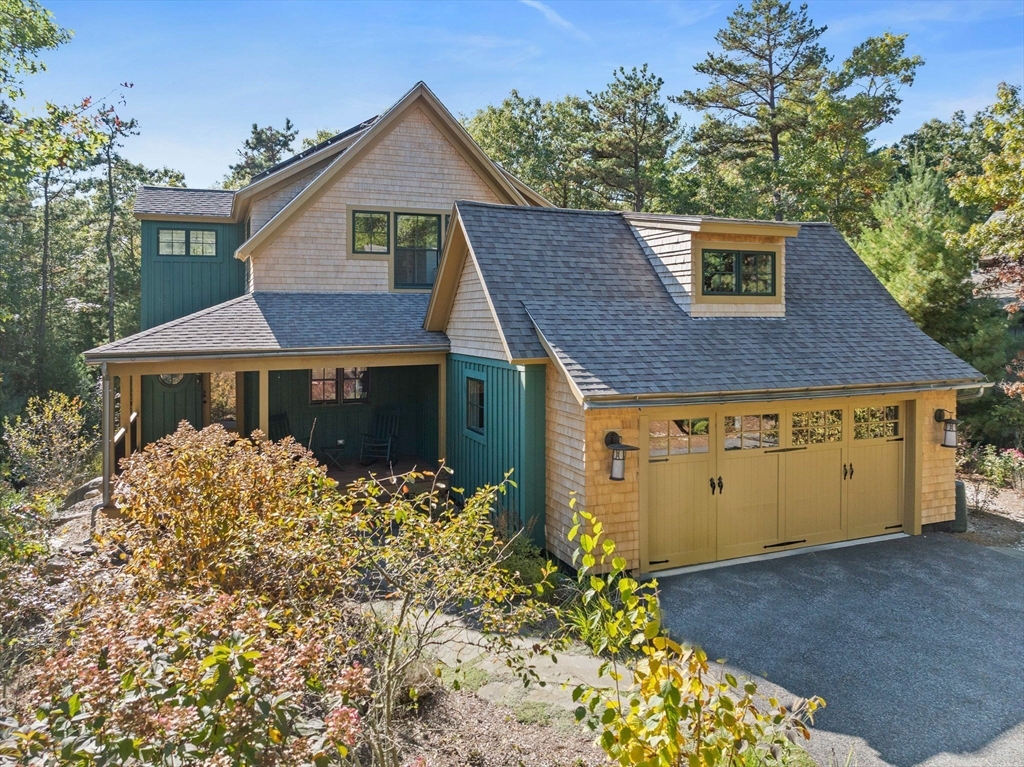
[642,398,906,571]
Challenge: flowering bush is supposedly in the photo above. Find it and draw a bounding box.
[2,592,369,765]
[959,442,1024,490]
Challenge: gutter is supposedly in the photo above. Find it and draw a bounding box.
[582,380,993,410]
[83,343,451,366]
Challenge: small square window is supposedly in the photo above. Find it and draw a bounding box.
[189,230,217,256]
[466,377,485,434]
[310,368,338,405]
[353,211,390,254]
[341,368,370,402]
[158,229,186,255]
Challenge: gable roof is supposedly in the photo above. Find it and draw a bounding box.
[235,82,532,260]
[84,292,448,363]
[433,202,985,403]
[134,186,235,220]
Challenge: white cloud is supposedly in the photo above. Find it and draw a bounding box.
[519,0,590,41]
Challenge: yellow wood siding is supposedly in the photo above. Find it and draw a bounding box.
[921,390,957,525]
[446,253,507,361]
[584,407,642,570]
[544,364,586,566]
[249,161,331,232]
[250,108,501,292]
[629,225,693,311]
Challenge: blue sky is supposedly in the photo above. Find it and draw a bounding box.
[25,0,1024,188]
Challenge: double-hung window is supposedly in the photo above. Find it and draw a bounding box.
[158,228,217,257]
[395,213,441,289]
[702,249,775,296]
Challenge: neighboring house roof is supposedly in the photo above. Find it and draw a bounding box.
[444,201,984,402]
[248,117,379,184]
[84,292,448,362]
[134,186,235,219]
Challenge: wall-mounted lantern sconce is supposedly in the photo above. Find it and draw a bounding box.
[605,431,639,481]
[934,409,960,449]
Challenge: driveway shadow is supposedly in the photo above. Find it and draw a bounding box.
[656,535,1024,767]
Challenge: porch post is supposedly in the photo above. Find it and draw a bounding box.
[258,368,269,437]
[235,371,246,436]
[101,362,112,507]
[437,361,446,462]
[201,373,212,428]
[131,374,142,451]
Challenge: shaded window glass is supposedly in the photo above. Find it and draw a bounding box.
[466,377,485,434]
[310,368,338,404]
[341,368,370,402]
[725,413,779,450]
[189,230,217,256]
[353,211,389,253]
[792,409,843,445]
[853,405,899,439]
[701,249,776,296]
[158,229,186,255]
[395,213,441,289]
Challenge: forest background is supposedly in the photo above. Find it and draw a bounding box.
[1,0,1022,450]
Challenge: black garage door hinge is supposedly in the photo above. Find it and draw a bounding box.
[648,559,669,565]
[763,539,807,549]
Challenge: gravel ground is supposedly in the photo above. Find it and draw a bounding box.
[959,479,1024,549]
[399,688,605,767]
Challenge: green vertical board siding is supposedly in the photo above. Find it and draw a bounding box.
[446,355,546,547]
[140,221,246,330]
[141,374,203,444]
[266,365,438,464]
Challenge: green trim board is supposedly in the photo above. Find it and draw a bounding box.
[446,354,546,547]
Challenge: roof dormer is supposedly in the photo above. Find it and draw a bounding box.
[625,214,800,318]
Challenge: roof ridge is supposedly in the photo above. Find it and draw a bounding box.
[138,185,234,193]
[246,116,379,185]
[456,200,620,216]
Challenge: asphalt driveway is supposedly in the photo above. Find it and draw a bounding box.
[657,534,1024,767]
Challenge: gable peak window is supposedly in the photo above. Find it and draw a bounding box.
[395,213,441,289]
[702,249,775,296]
[158,228,217,257]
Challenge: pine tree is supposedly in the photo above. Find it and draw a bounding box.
[222,119,298,189]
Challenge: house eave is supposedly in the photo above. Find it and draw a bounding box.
[83,343,451,366]
[580,379,993,410]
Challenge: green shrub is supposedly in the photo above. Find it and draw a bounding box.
[2,392,97,493]
[566,509,824,767]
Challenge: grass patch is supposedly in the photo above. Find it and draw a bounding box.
[439,658,492,692]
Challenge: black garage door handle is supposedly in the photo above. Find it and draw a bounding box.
[717,476,724,493]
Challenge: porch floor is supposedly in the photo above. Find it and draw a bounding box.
[323,456,440,490]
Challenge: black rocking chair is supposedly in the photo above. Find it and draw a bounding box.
[360,406,400,466]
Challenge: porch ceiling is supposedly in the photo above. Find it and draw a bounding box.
[84,292,449,365]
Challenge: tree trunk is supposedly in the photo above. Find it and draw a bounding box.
[770,127,782,221]
[38,171,51,387]
[105,140,116,342]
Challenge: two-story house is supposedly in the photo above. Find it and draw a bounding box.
[85,82,988,574]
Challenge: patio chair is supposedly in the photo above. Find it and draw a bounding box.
[360,406,400,465]
[268,412,307,445]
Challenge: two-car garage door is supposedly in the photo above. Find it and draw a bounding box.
[643,401,906,571]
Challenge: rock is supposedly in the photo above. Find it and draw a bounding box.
[84,489,100,500]
[59,476,103,511]
[43,556,72,575]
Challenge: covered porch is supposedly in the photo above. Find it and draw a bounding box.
[84,292,450,506]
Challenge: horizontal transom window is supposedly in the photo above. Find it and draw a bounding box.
[158,228,217,257]
[702,249,775,296]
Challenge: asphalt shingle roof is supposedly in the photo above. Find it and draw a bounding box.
[134,186,235,218]
[85,292,448,360]
[455,201,984,398]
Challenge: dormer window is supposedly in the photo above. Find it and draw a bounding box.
[702,249,775,296]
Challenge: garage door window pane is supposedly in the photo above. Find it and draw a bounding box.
[649,420,669,457]
[854,406,899,439]
[726,413,778,450]
[663,418,711,455]
[792,409,843,445]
